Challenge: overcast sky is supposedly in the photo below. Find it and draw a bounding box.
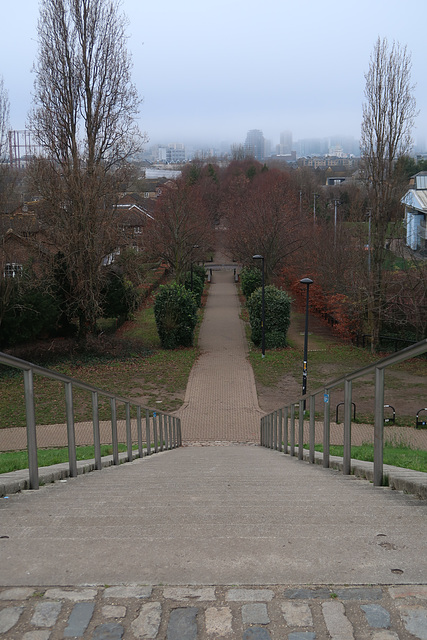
[1,0,426,150]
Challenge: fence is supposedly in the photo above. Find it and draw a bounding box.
[0,351,182,490]
[260,338,427,487]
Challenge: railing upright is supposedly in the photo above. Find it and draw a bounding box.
[309,395,315,464]
[323,388,330,469]
[273,411,277,451]
[23,368,39,490]
[125,402,132,461]
[92,391,102,470]
[278,409,283,452]
[137,406,143,458]
[145,408,151,456]
[110,398,119,465]
[343,379,352,475]
[298,399,304,460]
[283,407,288,454]
[374,366,385,486]
[153,413,158,453]
[290,404,295,456]
[65,382,77,477]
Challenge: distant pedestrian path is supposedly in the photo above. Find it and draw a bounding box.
[176,264,262,443]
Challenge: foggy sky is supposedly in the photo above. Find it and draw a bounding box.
[1,0,427,150]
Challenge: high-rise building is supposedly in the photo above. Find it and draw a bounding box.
[245,129,265,161]
[279,130,292,155]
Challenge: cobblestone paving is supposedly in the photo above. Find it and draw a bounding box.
[1,585,427,639]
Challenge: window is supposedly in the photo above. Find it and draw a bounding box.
[4,263,23,278]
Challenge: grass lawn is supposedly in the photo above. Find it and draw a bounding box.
[313,442,427,473]
[0,289,204,429]
[0,443,140,474]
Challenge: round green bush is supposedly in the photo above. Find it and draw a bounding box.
[240,267,262,299]
[247,285,291,349]
[154,282,198,349]
[184,271,204,307]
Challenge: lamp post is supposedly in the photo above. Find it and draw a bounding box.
[313,193,318,225]
[253,254,265,358]
[190,244,199,291]
[300,277,313,407]
[334,199,341,249]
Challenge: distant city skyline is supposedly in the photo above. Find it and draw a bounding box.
[1,1,426,152]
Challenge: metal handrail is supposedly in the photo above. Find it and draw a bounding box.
[0,351,182,490]
[260,338,427,486]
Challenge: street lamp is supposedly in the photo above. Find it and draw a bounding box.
[253,254,265,358]
[300,277,313,406]
[190,244,199,291]
[313,193,318,225]
[334,199,341,249]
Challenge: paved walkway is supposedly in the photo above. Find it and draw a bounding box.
[1,264,427,639]
[176,269,261,443]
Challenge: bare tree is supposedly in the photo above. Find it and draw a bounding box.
[145,179,214,283]
[28,0,145,336]
[360,37,418,350]
[0,76,15,214]
[0,76,9,163]
[226,169,301,282]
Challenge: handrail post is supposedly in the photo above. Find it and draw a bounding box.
[309,395,315,464]
[169,415,173,449]
[164,414,169,450]
[298,399,304,460]
[125,402,132,461]
[374,367,385,486]
[137,405,143,458]
[110,398,119,465]
[323,388,330,468]
[343,379,352,475]
[278,409,283,452]
[145,409,151,455]
[23,368,39,490]
[177,418,182,446]
[65,382,77,477]
[290,404,295,456]
[283,407,288,454]
[172,416,176,448]
[92,391,101,470]
[273,411,278,450]
[260,417,264,446]
[153,414,158,452]
[159,414,164,451]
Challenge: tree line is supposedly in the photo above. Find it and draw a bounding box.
[0,8,426,352]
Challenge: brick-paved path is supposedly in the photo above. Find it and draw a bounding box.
[176,268,262,443]
[2,584,427,639]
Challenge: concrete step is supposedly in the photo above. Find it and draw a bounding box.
[1,446,427,587]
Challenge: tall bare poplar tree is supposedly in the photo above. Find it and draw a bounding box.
[360,37,417,350]
[29,0,144,335]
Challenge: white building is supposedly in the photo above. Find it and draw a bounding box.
[401,172,427,251]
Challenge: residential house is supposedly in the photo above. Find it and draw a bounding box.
[0,202,54,278]
[401,172,427,252]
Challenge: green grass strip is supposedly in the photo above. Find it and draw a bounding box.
[313,442,427,473]
[0,443,145,474]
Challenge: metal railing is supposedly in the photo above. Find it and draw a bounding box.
[0,352,182,490]
[260,338,427,486]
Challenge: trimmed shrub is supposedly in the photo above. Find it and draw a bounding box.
[101,270,140,321]
[0,276,61,347]
[184,270,204,307]
[240,267,262,299]
[154,282,198,349]
[247,285,291,349]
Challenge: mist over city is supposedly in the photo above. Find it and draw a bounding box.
[1,0,427,156]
